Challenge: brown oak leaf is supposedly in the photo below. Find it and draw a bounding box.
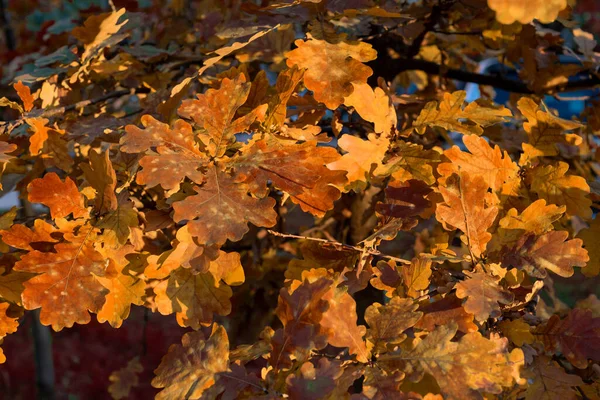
[365,297,422,354]
[172,164,277,246]
[455,270,514,322]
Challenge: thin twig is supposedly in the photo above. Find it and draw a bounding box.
[267,230,411,264]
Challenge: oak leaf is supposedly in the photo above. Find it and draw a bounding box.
[415,295,478,334]
[401,256,432,298]
[530,161,592,219]
[327,134,389,188]
[533,308,600,369]
[25,117,65,156]
[0,141,16,189]
[321,288,369,363]
[0,302,18,338]
[172,164,277,246]
[286,358,344,400]
[154,267,232,329]
[411,91,511,136]
[523,356,583,400]
[94,246,144,328]
[285,37,377,109]
[435,172,499,258]
[178,74,267,157]
[80,149,118,213]
[0,267,33,305]
[344,83,397,134]
[498,319,534,347]
[12,224,107,330]
[144,226,219,280]
[501,231,588,278]
[376,141,440,185]
[121,116,206,192]
[376,180,433,221]
[108,357,143,400]
[28,172,88,220]
[455,270,514,322]
[578,217,600,276]
[152,325,229,400]
[365,297,422,354]
[271,278,332,370]
[14,81,34,112]
[438,135,519,192]
[233,139,346,216]
[379,323,524,400]
[517,97,582,161]
[488,0,568,24]
[499,199,565,235]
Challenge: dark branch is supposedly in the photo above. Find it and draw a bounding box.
[393,58,600,95]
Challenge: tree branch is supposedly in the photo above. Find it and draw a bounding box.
[392,58,600,95]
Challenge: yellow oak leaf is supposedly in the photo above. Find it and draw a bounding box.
[498,319,534,346]
[517,97,582,162]
[285,37,377,109]
[365,297,422,354]
[402,256,432,298]
[530,162,592,219]
[488,0,568,24]
[438,135,519,192]
[344,82,397,134]
[327,133,389,188]
[411,91,511,136]
[377,141,440,185]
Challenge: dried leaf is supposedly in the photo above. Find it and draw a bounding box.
[455,270,514,322]
[28,172,88,220]
[285,38,377,109]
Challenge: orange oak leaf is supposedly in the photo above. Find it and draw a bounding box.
[271,278,332,370]
[233,139,346,216]
[80,149,118,213]
[435,172,499,258]
[94,246,144,328]
[12,224,107,330]
[144,226,219,280]
[501,231,588,278]
[326,133,389,188]
[0,218,57,251]
[438,135,519,192]
[28,172,88,220]
[25,117,65,156]
[379,323,524,400]
[14,81,34,112]
[517,97,582,161]
[120,115,206,192]
[530,162,591,219]
[321,288,369,363]
[172,164,277,246]
[285,37,377,109]
[152,325,229,400]
[455,270,514,322]
[108,357,143,400]
[415,295,478,334]
[154,267,232,329]
[0,302,18,338]
[178,74,268,157]
[365,297,423,354]
[411,91,511,136]
[344,82,397,134]
[533,308,600,369]
[523,356,583,400]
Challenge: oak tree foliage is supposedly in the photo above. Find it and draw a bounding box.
[0,0,600,398]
